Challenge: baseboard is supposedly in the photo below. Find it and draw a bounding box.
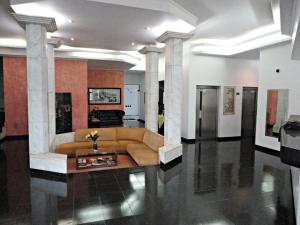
[255,144,280,157]
[290,169,297,225]
[217,136,241,142]
[160,156,182,171]
[0,135,28,143]
[137,119,145,123]
[181,137,196,144]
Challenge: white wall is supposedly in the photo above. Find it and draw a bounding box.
[182,43,259,139]
[256,42,300,151]
[158,54,165,81]
[124,71,145,120]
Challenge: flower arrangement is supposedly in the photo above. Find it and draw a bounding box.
[85,130,99,150]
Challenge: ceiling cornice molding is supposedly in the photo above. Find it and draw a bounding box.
[139,46,163,54]
[167,0,198,26]
[47,38,61,48]
[86,0,198,26]
[291,17,300,60]
[156,31,194,43]
[0,45,141,67]
[192,0,294,56]
[11,13,57,32]
[192,33,291,56]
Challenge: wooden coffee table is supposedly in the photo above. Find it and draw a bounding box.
[67,148,137,174]
[76,148,118,169]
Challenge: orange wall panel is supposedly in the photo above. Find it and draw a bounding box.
[88,69,124,111]
[55,59,88,130]
[3,57,28,136]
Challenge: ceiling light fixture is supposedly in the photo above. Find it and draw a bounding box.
[70,37,75,41]
[0,38,26,48]
[146,26,151,31]
[131,42,135,46]
[155,43,165,48]
[68,19,73,23]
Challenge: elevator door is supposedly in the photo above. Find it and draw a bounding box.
[241,87,258,137]
[196,87,218,140]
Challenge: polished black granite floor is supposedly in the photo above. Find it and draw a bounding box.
[0,138,295,225]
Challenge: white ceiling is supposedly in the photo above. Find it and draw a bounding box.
[0,0,291,68]
[1,0,275,50]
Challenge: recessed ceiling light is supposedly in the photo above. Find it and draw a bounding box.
[68,19,73,23]
[146,26,151,31]
[70,37,75,41]
[131,42,135,46]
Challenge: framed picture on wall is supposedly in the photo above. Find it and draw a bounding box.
[56,93,72,134]
[88,88,121,105]
[223,86,235,115]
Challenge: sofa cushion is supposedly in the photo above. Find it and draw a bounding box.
[127,144,159,166]
[116,127,146,142]
[143,131,164,152]
[75,128,116,142]
[96,140,120,151]
[117,140,140,151]
[56,142,93,156]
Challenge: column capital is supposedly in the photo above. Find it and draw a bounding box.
[47,38,61,48]
[156,31,193,43]
[11,13,57,32]
[139,46,164,54]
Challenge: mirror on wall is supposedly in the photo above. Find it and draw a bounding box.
[265,89,289,137]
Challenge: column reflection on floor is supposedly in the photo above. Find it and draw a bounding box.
[30,175,68,225]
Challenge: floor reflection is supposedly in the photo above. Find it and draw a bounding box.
[0,138,295,225]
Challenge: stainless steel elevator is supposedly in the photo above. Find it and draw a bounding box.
[241,87,258,138]
[196,86,218,140]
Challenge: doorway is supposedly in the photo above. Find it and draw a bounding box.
[241,87,258,138]
[0,57,4,135]
[124,84,140,119]
[196,86,218,140]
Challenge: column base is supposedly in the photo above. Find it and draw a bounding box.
[159,143,183,164]
[30,152,67,174]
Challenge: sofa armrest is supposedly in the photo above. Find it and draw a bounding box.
[159,144,182,164]
[54,132,75,149]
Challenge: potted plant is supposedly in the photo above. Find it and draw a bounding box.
[85,130,99,151]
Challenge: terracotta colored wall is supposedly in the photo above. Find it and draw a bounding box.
[3,57,28,136]
[88,69,124,111]
[3,57,88,136]
[55,59,88,130]
[267,90,278,126]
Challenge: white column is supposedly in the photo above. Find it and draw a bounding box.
[139,46,163,132]
[47,39,61,152]
[156,32,192,145]
[11,14,57,153]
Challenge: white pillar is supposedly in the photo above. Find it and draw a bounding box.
[156,32,192,145]
[47,39,61,152]
[139,46,163,132]
[12,14,57,153]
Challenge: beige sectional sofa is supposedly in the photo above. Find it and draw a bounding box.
[55,127,164,166]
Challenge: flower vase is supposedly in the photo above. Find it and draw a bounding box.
[92,141,98,151]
